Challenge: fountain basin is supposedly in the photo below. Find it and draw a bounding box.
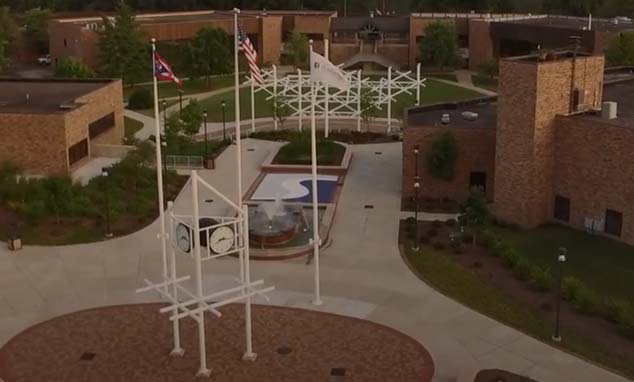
[249,204,305,247]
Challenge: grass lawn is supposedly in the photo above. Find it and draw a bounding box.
[401,226,634,378]
[123,75,239,100]
[136,100,178,118]
[472,75,498,91]
[493,224,634,303]
[428,73,458,82]
[124,116,144,138]
[197,79,484,122]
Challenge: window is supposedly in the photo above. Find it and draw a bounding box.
[68,139,88,166]
[89,113,115,139]
[554,195,570,222]
[605,209,623,237]
[469,172,487,192]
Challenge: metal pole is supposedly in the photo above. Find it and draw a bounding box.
[416,63,421,105]
[298,68,303,132]
[162,100,167,123]
[191,171,211,376]
[324,38,330,138]
[151,38,169,299]
[242,204,257,361]
[273,65,278,131]
[203,111,208,160]
[250,78,256,133]
[222,101,227,141]
[553,248,567,342]
[387,66,392,134]
[309,41,322,306]
[178,90,183,115]
[103,170,112,238]
[167,201,184,356]
[356,69,362,132]
[234,9,243,207]
[413,181,420,251]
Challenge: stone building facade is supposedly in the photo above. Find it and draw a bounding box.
[404,53,634,245]
[0,79,124,176]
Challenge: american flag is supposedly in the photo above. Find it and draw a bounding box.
[238,23,264,86]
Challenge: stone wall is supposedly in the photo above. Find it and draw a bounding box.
[403,126,496,203]
[554,116,634,245]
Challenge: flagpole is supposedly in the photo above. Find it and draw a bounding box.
[233,8,243,211]
[324,39,330,138]
[309,40,322,306]
[151,38,176,352]
[250,78,256,133]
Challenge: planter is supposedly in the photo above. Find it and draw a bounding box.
[8,237,22,251]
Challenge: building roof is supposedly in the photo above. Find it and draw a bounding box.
[569,76,634,128]
[407,97,497,129]
[0,78,115,114]
[500,15,634,32]
[331,17,410,33]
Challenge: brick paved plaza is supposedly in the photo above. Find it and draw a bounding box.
[0,303,434,382]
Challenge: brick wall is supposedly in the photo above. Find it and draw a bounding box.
[468,20,494,70]
[260,16,283,65]
[376,44,409,68]
[403,126,496,203]
[553,116,634,245]
[293,15,332,36]
[330,43,359,64]
[494,55,605,228]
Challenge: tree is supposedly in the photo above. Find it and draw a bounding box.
[283,30,308,67]
[0,39,10,73]
[0,7,17,46]
[359,87,380,132]
[41,177,73,224]
[180,99,204,137]
[478,59,498,79]
[185,27,232,89]
[606,32,634,67]
[426,129,457,180]
[460,186,489,245]
[98,1,148,85]
[23,8,50,54]
[272,95,290,129]
[54,57,96,78]
[419,21,460,71]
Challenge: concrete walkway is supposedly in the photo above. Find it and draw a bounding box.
[433,75,497,97]
[455,70,475,86]
[0,142,630,382]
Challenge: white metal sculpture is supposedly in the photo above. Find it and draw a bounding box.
[253,63,426,135]
[137,171,274,377]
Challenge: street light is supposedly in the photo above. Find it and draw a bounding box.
[177,89,184,115]
[102,169,113,238]
[161,136,167,172]
[221,100,227,142]
[413,181,420,251]
[161,99,167,123]
[203,110,209,161]
[553,247,567,342]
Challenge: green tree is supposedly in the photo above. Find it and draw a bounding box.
[41,177,73,224]
[419,21,460,71]
[359,87,380,132]
[98,1,148,85]
[284,30,308,67]
[426,129,457,180]
[460,186,489,245]
[478,59,498,79]
[180,99,204,137]
[23,8,50,54]
[606,32,634,67]
[272,95,291,129]
[185,27,232,89]
[54,57,96,78]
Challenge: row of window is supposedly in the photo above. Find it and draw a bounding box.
[554,195,623,237]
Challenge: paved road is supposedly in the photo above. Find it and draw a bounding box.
[0,141,630,382]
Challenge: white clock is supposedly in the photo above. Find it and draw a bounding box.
[175,223,191,253]
[209,226,235,254]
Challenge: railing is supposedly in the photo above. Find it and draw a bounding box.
[165,155,204,169]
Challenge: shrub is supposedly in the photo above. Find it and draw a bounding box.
[500,248,521,268]
[128,88,152,110]
[405,216,416,226]
[445,219,457,227]
[512,259,532,281]
[491,240,508,257]
[427,228,438,237]
[572,285,601,315]
[432,241,445,251]
[561,276,583,301]
[604,299,631,324]
[528,266,552,292]
[618,321,634,340]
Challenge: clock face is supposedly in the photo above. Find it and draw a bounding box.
[209,226,235,254]
[175,223,191,253]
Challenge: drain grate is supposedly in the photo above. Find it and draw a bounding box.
[276,346,292,355]
[375,152,382,155]
[364,205,374,209]
[331,368,346,376]
[80,352,96,361]
[248,148,255,152]
[204,199,214,203]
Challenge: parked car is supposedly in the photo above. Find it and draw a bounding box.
[37,54,52,65]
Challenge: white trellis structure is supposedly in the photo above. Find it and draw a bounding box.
[250,63,426,135]
[136,171,274,378]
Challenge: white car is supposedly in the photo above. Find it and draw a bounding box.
[37,54,52,65]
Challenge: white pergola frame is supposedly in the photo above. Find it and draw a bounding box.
[248,63,426,135]
[137,171,274,377]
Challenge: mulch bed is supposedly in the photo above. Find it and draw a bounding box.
[0,303,434,382]
[475,369,537,382]
[405,220,634,361]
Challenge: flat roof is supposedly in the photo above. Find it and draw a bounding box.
[0,78,115,114]
[500,15,634,32]
[407,98,497,129]
[569,78,634,128]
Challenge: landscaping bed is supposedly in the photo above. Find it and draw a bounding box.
[269,131,346,166]
[399,218,634,379]
[251,129,396,145]
[401,196,461,213]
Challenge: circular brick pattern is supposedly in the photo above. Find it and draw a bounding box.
[0,303,434,382]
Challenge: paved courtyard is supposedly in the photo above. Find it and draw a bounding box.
[0,140,631,382]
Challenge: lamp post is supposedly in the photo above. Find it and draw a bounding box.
[177,89,184,115]
[161,136,167,172]
[102,169,113,238]
[162,99,167,123]
[203,110,208,161]
[221,100,227,142]
[553,247,567,342]
[413,181,420,251]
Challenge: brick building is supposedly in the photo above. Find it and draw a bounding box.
[0,78,125,176]
[48,10,634,72]
[403,53,634,245]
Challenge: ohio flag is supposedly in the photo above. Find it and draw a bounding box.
[154,52,182,87]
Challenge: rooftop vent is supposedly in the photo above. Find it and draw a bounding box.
[601,101,618,120]
[461,111,479,121]
[441,113,450,124]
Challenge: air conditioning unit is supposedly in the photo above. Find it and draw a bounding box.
[461,111,479,121]
[602,101,618,120]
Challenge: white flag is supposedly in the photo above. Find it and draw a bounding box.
[310,51,350,91]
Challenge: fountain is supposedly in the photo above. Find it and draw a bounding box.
[249,194,306,246]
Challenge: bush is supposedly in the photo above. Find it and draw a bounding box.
[604,299,631,324]
[572,285,601,315]
[445,219,457,227]
[491,240,509,257]
[561,276,583,301]
[432,241,445,251]
[618,321,634,340]
[528,266,552,292]
[512,259,532,281]
[427,228,438,237]
[500,248,521,268]
[405,216,416,226]
[476,229,495,248]
[128,88,153,110]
